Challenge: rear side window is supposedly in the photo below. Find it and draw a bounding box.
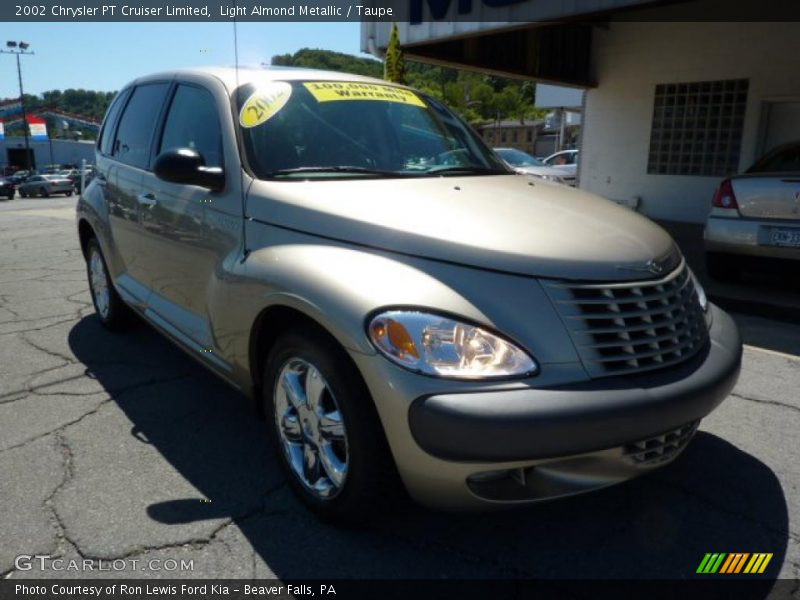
[749,144,800,173]
[97,88,131,156]
[112,83,170,169]
[159,85,223,168]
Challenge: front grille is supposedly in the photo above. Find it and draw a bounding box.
[623,421,699,466]
[545,260,708,378]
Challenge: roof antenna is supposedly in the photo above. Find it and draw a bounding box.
[232,6,250,262]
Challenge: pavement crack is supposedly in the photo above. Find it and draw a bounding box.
[0,374,194,454]
[61,506,268,563]
[43,432,78,562]
[21,332,77,365]
[731,392,800,415]
[0,315,79,336]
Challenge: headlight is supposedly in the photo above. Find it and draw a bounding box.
[689,268,708,312]
[367,310,537,379]
[535,174,565,184]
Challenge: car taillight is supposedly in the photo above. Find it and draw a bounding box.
[712,178,739,209]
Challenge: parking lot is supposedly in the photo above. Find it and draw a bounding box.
[1,196,799,582]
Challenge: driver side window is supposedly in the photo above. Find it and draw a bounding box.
[159,85,223,169]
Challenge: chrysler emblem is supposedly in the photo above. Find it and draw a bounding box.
[647,259,665,275]
[617,257,670,275]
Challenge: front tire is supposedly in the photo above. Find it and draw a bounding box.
[39,187,49,198]
[86,238,130,330]
[262,327,399,523]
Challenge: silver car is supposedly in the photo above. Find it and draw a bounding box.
[542,149,579,185]
[18,174,74,197]
[76,67,741,521]
[705,141,800,281]
[494,147,565,184]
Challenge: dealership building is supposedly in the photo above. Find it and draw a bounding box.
[362,0,800,223]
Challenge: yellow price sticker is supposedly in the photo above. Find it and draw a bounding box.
[303,81,426,107]
[239,82,292,128]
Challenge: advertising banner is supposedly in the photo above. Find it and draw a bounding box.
[28,116,48,141]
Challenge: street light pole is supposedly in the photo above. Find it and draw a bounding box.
[1,41,34,171]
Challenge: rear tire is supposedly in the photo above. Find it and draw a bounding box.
[262,327,400,524]
[86,238,130,330]
[706,252,741,283]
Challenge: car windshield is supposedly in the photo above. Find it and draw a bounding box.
[43,175,63,181]
[495,148,545,167]
[748,143,800,173]
[235,80,510,180]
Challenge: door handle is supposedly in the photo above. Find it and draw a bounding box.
[95,174,107,187]
[136,192,157,207]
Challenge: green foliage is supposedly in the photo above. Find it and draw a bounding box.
[272,48,383,79]
[383,24,406,84]
[271,48,546,124]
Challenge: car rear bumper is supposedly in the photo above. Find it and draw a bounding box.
[705,215,800,260]
[409,305,740,463]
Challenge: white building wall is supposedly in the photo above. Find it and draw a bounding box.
[581,22,800,223]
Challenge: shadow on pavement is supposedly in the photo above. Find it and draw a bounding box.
[68,315,789,584]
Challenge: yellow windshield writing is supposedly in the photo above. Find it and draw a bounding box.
[303,82,426,107]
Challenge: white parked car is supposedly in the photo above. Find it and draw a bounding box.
[493,148,566,184]
[543,149,579,185]
[704,141,800,281]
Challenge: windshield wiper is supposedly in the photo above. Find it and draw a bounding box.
[424,166,510,176]
[264,166,404,179]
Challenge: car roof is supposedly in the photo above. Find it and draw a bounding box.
[131,66,400,94]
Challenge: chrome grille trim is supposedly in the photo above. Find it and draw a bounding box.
[544,259,709,378]
[623,421,699,466]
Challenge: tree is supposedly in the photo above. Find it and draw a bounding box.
[383,24,406,84]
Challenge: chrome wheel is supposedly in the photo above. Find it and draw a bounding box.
[89,248,110,320]
[274,358,348,499]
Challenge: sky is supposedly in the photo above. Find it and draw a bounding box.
[0,22,365,98]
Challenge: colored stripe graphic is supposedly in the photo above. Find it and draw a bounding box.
[698,553,773,575]
[744,553,773,574]
[719,554,736,573]
[721,553,739,573]
[697,553,727,573]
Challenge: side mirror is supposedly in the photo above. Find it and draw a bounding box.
[153,148,224,191]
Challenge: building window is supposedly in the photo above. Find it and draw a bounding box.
[527,130,533,142]
[647,79,748,177]
[512,131,518,143]
[501,132,507,143]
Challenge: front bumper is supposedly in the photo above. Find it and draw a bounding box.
[410,307,740,463]
[368,304,740,508]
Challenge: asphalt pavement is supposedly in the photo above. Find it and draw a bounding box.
[1,196,799,584]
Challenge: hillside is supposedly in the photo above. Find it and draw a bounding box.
[271,48,545,124]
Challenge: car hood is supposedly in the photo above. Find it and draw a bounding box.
[246,175,679,281]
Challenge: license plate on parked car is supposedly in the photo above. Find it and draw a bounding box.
[770,228,800,247]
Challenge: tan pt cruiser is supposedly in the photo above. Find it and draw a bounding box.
[76,67,742,521]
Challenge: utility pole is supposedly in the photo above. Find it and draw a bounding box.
[1,41,34,171]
